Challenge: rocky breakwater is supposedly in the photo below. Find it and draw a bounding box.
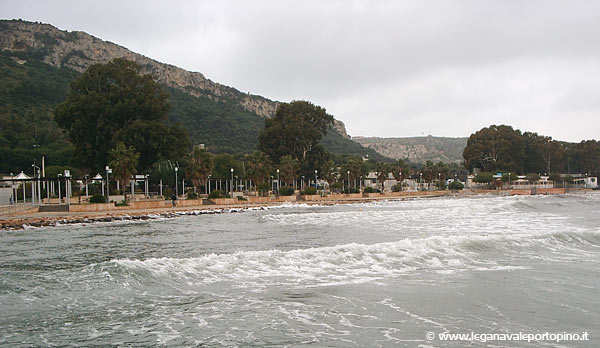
[0,207,255,231]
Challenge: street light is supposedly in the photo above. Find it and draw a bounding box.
[398,171,402,192]
[58,173,62,203]
[347,170,350,194]
[276,168,280,196]
[230,168,234,197]
[207,175,211,195]
[301,175,305,192]
[32,163,41,204]
[105,166,112,201]
[314,169,318,194]
[174,167,178,197]
[10,172,14,205]
[84,174,89,197]
[360,175,363,192]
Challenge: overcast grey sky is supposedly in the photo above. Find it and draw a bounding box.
[2,0,600,141]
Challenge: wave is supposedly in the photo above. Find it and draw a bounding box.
[89,228,599,289]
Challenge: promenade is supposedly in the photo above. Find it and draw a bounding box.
[0,188,575,230]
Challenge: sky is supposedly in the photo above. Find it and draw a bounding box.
[2,0,600,142]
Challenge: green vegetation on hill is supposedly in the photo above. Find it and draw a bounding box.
[321,129,388,162]
[0,52,77,173]
[167,87,264,154]
[1,18,391,174]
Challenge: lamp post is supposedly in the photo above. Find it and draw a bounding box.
[208,175,211,195]
[32,163,41,204]
[230,168,234,197]
[84,175,89,198]
[399,171,402,191]
[438,173,441,190]
[58,174,62,203]
[360,175,363,192]
[301,175,305,192]
[10,173,14,205]
[174,167,178,197]
[347,170,350,193]
[64,170,71,206]
[314,169,318,195]
[276,169,280,196]
[105,166,112,201]
[419,172,422,190]
[508,172,511,190]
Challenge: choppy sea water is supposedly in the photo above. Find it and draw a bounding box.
[1,194,598,347]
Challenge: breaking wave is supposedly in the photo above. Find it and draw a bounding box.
[91,228,600,289]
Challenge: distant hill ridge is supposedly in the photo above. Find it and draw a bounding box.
[0,19,278,117]
[0,19,378,163]
[352,135,468,164]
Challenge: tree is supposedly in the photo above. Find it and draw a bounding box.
[342,157,364,188]
[463,125,524,172]
[278,155,299,186]
[391,159,410,183]
[55,58,189,173]
[572,140,600,176]
[422,160,435,183]
[474,172,494,183]
[245,151,272,187]
[375,162,390,192]
[108,142,140,200]
[258,100,334,173]
[185,148,213,193]
[321,159,338,191]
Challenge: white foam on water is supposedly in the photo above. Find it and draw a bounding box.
[99,224,599,289]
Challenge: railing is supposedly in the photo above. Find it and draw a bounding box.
[0,201,39,216]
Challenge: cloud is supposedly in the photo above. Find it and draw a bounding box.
[2,0,600,141]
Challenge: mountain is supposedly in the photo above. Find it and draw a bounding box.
[0,19,385,172]
[352,135,468,164]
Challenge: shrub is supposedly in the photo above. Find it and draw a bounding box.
[186,191,198,199]
[363,186,376,193]
[330,182,343,189]
[344,187,360,194]
[208,190,230,199]
[474,172,494,183]
[89,194,106,203]
[448,181,464,190]
[237,196,247,201]
[391,184,402,192]
[115,200,129,207]
[163,188,174,199]
[279,186,295,196]
[302,186,317,195]
[256,183,270,196]
[526,173,541,183]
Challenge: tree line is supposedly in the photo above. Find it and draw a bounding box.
[463,125,599,177]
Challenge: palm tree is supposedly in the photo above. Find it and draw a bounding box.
[375,162,390,193]
[391,159,410,188]
[343,157,364,191]
[108,142,140,201]
[185,148,214,194]
[246,151,272,193]
[321,159,338,193]
[279,155,299,186]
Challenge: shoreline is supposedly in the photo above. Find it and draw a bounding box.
[0,189,591,231]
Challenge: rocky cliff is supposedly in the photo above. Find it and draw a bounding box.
[0,19,278,117]
[353,135,467,164]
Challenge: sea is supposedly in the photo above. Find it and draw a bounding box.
[0,193,598,347]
